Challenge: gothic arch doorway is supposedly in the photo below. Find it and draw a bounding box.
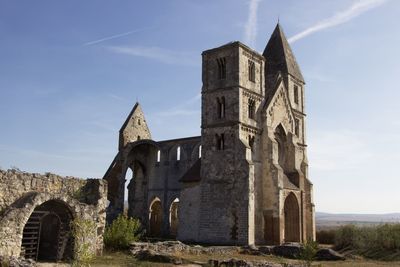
[284,193,300,242]
[149,198,163,237]
[21,200,73,262]
[169,198,179,237]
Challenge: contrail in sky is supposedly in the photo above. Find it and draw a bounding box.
[288,0,388,43]
[244,0,262,47]
[83,28,151,46]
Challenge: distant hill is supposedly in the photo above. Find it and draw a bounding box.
[316,212,400,229]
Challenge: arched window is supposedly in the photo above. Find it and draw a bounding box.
[275,125,287,170]
[216,134,225,150]
[124,168,133,204]
[294,85,299,104]
[157,150,161,162]
[294,119,300,136]
[137,135,141,140]
[216,57,226,79]
[217,97,225,119]
[248,60,255,82]
[248,99,255,119]
[169,198,179,237]
[177,146,181,161]
[198,145,202,158]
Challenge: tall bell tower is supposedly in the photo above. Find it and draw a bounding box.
[197,42,265,245]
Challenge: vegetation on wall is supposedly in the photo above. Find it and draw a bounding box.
[71,218,97,267]
[104,215,142,250]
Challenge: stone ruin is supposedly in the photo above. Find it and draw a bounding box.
[0,169,107,263]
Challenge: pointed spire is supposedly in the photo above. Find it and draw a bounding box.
[119,102,152,150]
[263,24,304,83]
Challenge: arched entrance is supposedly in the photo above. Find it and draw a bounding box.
[149,198,163,237]
[169,198,179,237]
[21,200,73,262]
[284,193,300,242]
[127,162,146,218]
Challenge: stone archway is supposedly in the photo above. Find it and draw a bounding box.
[284,193,300,242]
[22,200,74,262]
[169,198,179,237]
[127,161,146,219]
[149,198,163,237]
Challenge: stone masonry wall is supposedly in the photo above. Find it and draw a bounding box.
[0,169,107,258]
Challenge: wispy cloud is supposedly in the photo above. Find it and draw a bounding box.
[83,28,151,46]
[288,0,388,43]
[244,0,262,47]
[155,93,201,117]
[107,46,198,66]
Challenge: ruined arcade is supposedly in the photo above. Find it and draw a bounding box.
[104,24,315,246]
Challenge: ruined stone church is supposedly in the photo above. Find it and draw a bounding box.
[104,24,315,245]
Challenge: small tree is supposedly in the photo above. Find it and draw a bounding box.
[104,214,142,250]
[299,240,319,267]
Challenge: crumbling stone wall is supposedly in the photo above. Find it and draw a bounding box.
[104,136,201,237]
[0,169,107,259]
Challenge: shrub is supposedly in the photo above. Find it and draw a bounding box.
[316,229,335,244]
[299,239,319,267]
[71,218,97,267]
[334,224,361,250]
[334,223,400,261]
[104,214,142,250]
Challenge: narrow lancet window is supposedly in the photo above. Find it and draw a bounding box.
[177,146,181,161]
[216,57,226,79]
[248,99,255,119]
[295,119,300,136]
[294,85,299,104]
[198,145,202,158]
[248,60,255,82]
[217,97,226,119]
[157,150,161,162]
[216,134,225,150]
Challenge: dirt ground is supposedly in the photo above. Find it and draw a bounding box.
[36,251,400,267]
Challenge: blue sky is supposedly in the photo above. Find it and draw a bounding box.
[0,0,399,213]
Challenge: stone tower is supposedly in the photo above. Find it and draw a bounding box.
[197,42,265,245]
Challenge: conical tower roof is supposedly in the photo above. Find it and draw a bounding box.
[263,24,304,83]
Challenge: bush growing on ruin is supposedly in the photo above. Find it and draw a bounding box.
[104,214,142,250]
[298,239,318,267]
[71,218,97,267]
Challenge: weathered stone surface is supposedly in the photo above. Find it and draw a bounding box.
[130,241,239,256]
[240,246,273,256]
[132,249,181,264]
[0,169,107,260]
[272,243,302,259]
[208,258,294,267]
[315,248,345,261]
[0,256,36,267]
[104,24,315,246]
